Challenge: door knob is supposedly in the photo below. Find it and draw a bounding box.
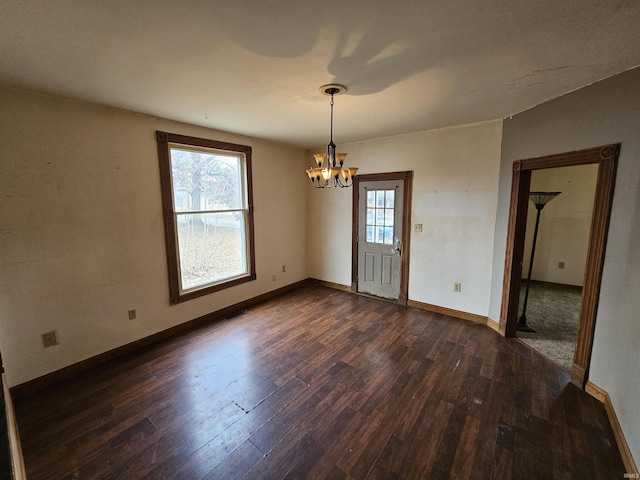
[391,237,402,255]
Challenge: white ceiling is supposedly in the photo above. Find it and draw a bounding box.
[1,0,639,149]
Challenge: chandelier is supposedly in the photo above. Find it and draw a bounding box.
[306,84,358,188]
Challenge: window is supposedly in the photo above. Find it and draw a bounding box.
[365,189,395,244]
[156,131,255,304]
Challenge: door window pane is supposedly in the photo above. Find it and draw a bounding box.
[367,208,375,224]
[384,209,394,227]
[367,190,376,208]
[384,226,394,245]
[366,225,374,242]
[365,189,395,245]
[385,190,395,208]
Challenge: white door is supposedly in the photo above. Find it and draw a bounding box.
[357,180,404,299]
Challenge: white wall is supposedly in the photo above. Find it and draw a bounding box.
[522,165,598,286]
[489,67,640,464]
[0,85,309,387]
[308,120,503,316]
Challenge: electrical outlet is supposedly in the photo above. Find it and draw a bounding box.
[558,261,565,269]
[41,330,58,347]
[282,264,287,273]
[272,274,276,281]
[128,309,137,320]
[454,282,462,293]
[414,224,423,232]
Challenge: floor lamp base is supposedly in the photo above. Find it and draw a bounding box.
[517,314,537,333]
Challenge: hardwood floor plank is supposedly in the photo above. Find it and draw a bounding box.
[110,435,176,479]
[167,376,308,479]
[201,440,265,480]
[336,401,397,477]
[59,450,115,480]
[449,413,482,478]
[249,375,348,454]
[402,399,456,479]
[12,284,626,479]
[141,401,247,478]
[281,405,359,479]
[302,410,370,479]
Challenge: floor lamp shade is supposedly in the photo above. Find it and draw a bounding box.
[530,191,562,208]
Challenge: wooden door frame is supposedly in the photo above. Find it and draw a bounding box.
[352,171,413,305]
[499,144,619,387]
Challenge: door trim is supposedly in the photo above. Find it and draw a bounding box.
[499,144,619,387]
[352,171,413,305]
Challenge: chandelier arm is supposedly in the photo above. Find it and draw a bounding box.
[337,176,352,188]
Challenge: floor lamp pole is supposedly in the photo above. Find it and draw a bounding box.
[517,191,561,333]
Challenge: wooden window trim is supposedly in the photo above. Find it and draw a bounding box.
[156,131,256,305]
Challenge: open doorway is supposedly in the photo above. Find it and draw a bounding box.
[516,164,599,370]
[499,144,619,387]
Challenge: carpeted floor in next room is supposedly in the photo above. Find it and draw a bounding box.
[517,281,582,371]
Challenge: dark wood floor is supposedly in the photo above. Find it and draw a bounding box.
[13,285,625,479]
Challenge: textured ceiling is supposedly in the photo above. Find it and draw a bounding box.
[1,0,639,148]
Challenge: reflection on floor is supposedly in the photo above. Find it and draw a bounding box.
[517,281,582,370]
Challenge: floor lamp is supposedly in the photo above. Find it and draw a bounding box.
[517,191,561,333]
